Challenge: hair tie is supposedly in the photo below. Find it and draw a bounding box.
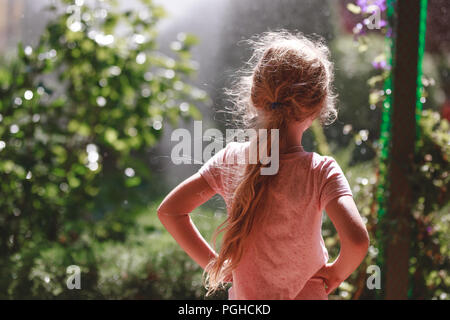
[271,102,282,110]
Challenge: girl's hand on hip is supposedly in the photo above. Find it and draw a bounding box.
[312,263,344,295]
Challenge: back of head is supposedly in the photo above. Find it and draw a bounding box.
[231,30,337,129]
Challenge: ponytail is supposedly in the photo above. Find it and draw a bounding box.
[204,117,283,296]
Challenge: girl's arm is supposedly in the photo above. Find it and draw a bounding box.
[157,172,218,269]
[314,195,370,294]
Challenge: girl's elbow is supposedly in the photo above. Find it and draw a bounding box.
[156,203,163,215]
[353,228,370,251]
[156,203,168,220]
[157,209,171,228]
[344,226,369,252]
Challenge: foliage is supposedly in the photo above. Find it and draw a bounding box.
[340,1,449,300]
[329,34,384,162]
[323,110,450,300]
[409,110,449,299]
[3,201,228,299]
[0,0,202,248]
[0,0,205,296]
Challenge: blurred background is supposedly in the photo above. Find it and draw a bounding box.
[0,0,448,299]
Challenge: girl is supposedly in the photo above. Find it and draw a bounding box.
[157,31,369,300]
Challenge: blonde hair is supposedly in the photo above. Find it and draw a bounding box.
[203,30,337,296]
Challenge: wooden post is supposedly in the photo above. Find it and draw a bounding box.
[384,0,423,299]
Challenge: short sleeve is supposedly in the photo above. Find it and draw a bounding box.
[198,146,227,194]
[318,157,353,210]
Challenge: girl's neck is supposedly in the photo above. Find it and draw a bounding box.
[279,121,309,153]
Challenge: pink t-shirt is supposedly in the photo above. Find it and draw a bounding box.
[198,141,353,300]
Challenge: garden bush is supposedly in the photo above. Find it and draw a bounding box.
[0,0,205,298]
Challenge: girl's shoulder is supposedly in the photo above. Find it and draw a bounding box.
[220,143,344,174]
[201,141,249,169]
[225,140,250,151]
[310,152,342,173]
[222,140,250,160]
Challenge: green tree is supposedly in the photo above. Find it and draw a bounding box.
[0,0,202,263]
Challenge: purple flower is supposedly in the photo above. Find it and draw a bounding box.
[353,22,364,35]
[372,60,387,70]
[357,0,387,13]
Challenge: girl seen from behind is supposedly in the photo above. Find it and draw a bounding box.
[157,30,369,300]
